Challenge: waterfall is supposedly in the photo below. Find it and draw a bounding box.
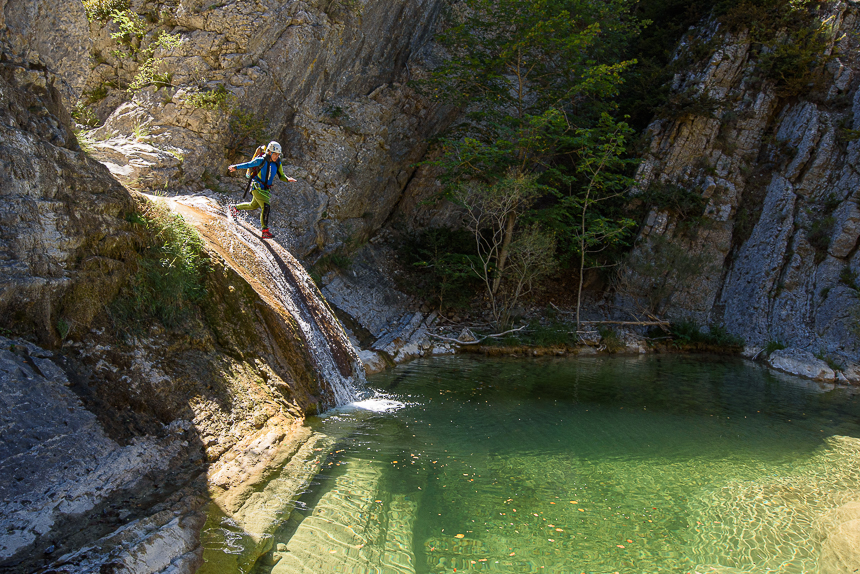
[168,196,364,407]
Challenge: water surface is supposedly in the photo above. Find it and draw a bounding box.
[243,355,860,573]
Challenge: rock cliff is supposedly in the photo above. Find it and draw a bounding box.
[77,0,455,258]
[619,2,860,375]
[0,0,367,571]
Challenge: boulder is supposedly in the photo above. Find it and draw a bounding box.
[817,518,860,574]
[767,349,837,382]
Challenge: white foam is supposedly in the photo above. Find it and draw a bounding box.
[347,398,406,412]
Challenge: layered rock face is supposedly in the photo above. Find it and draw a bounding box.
[1,0,368,571]
[0,3,136,347]
[620,3,860,368]
[80,0,453,257]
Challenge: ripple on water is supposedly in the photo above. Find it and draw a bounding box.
[232,355,860,574]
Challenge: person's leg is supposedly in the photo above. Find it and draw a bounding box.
[261,203,271,229]
[235,195,261,211]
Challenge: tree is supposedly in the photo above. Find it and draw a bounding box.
[455,171,556,326]
[559,115,637,329]
[418,0,641,326]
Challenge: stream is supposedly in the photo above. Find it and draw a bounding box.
[203,354,860,573]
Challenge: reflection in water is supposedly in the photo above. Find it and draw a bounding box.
[202,355,860,573]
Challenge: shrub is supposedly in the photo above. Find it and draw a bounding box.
[83,0,129,21]
[655,86,719,120]
[669,320,744,350]
[186,84,232,110]
[764,339,787,354]
[225,108,267,159]
[840,267,859,292]
[807,216,835,263]
[72,102,100,127]
[597,325,625,353]
[111,199,210,334]
[399,227,482,311]
[718,0,831,97]
[640,182,707,222]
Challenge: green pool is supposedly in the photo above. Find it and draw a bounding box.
[244,354,860,574]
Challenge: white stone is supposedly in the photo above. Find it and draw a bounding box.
[766,349,837,382]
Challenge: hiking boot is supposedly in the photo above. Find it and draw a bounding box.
[228,205,239,218]
[261,228,273,239]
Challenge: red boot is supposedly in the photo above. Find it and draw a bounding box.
[261,228,273,239]
[228,205,239,218]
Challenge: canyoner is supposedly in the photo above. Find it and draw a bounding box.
[228,141,297,239]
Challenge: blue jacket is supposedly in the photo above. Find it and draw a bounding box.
[233,156,289,189]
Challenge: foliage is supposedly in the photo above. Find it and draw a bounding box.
[415,0,643,327]
[617,0,830,130]
[400,227,482,311]
[840,267,859,292]
[110,200,210,334]
[56,318,72,341]
[424,0,640,117]
[669,320,744,350]
[83,85,109,105]
[75,129,97,154]
[455,171,557,327]
[717,0,832,97]
[107,9,180,93]
[110,9,147,50]
[186,84,232,110]
[128,59,169,92]
[549,115,637,327]
[807,215,835,263]
[528,319,576,346]
[597,325,625,352]
[226,108,268,158]
[72,102,100,128]
[624,234,715,314]
[654,86,720,120]
[764,339,787,354]
[132,123,150,142]
[83,0,129,21]
[815,350,843,371]
[640,182,707,220]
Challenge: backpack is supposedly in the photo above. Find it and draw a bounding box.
[245,145,267,180]
[242,146,267,199]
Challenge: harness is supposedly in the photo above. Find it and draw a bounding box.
[253,157,281,190]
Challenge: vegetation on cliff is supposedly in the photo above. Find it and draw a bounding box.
[404,0,839,331]
[110,197,210,335]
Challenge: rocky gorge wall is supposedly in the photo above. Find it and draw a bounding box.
[0,0,373,571]
[77,0,455,258]
[619,2,860,375]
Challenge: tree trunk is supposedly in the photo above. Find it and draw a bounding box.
[492,212,516,295]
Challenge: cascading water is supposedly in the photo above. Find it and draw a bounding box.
[223,208,363,406]
[167,195,365,408]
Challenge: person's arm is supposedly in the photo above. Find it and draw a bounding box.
[277,163,297,182]
[228,156,265,173]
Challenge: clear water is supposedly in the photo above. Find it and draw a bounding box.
[244,355,860,574]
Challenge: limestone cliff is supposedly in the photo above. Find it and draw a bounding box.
[619,2,860,375]
[0,0,367,571]
[77,0,455,258]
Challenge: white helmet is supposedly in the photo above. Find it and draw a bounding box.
[266,141,282,155]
